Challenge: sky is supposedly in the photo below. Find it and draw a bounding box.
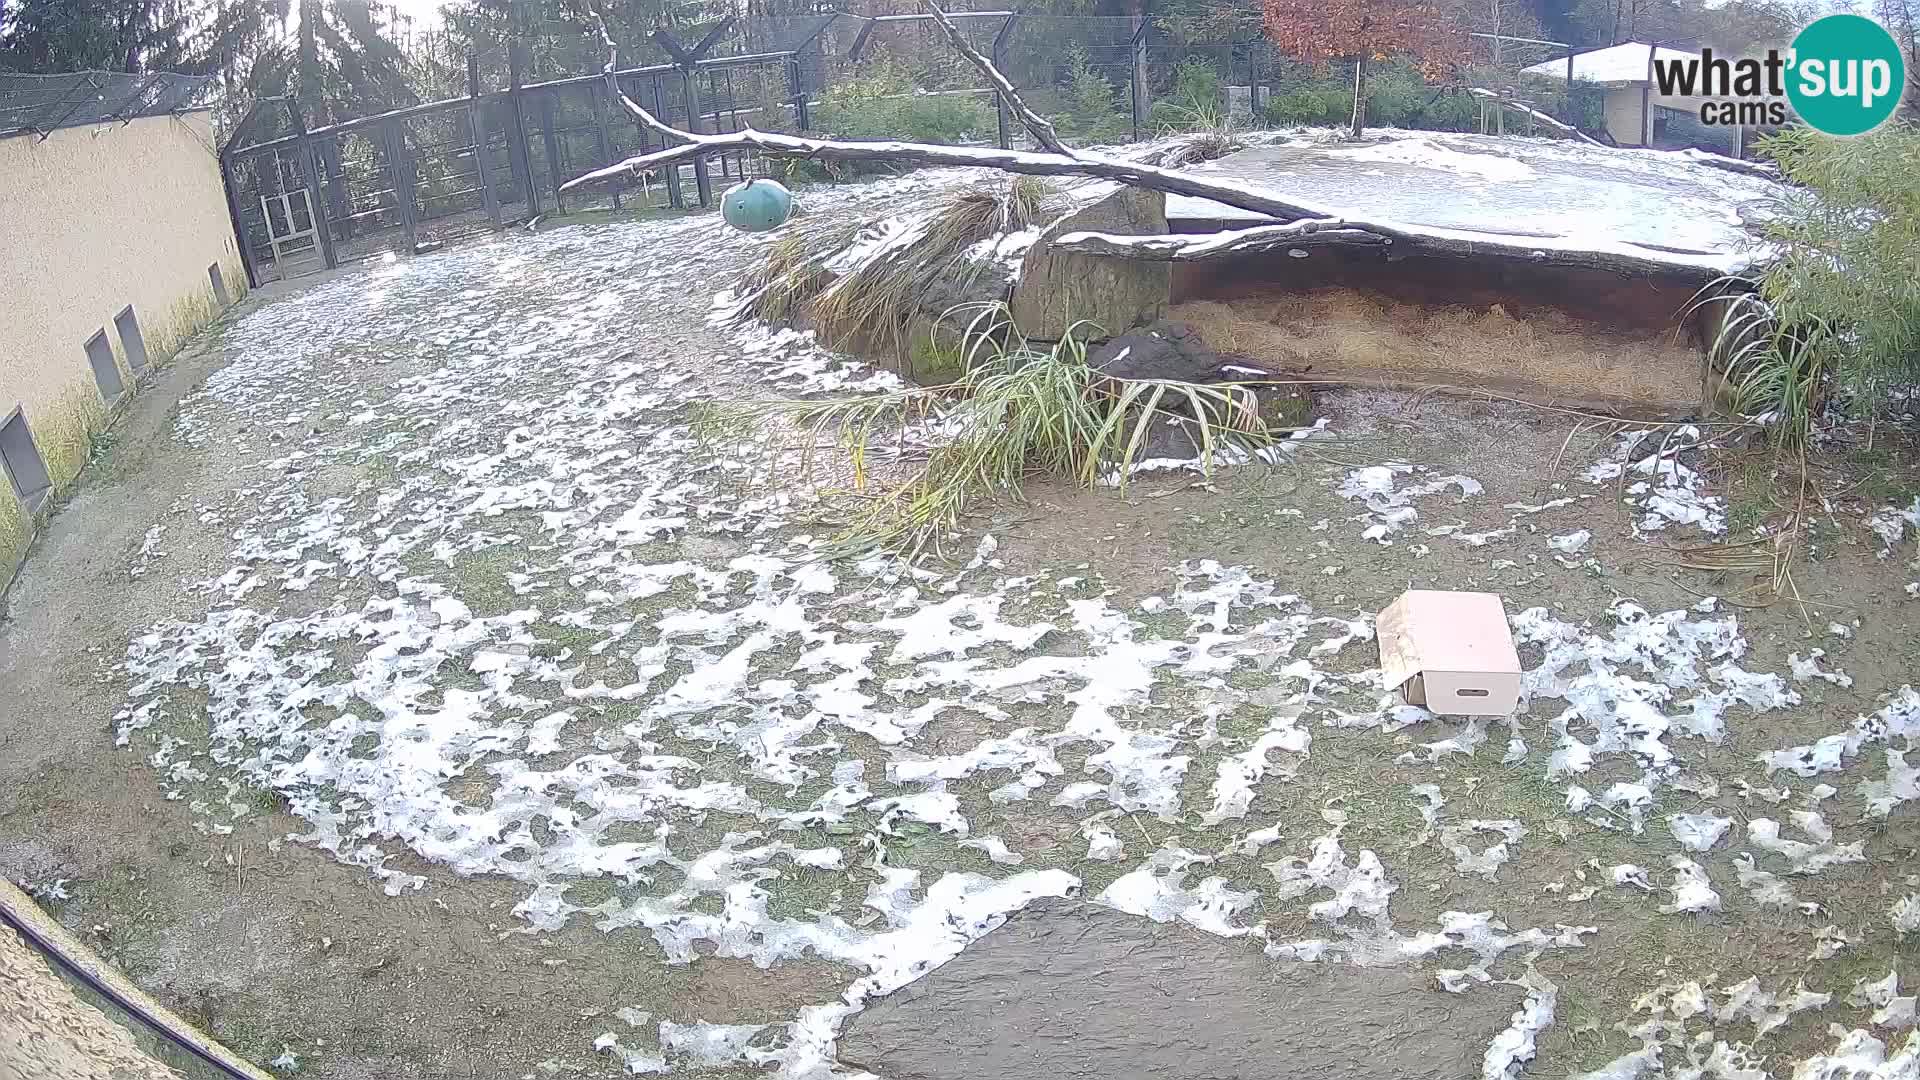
[385,0,448,31]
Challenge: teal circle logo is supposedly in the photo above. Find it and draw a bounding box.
[1786,14,1906,135]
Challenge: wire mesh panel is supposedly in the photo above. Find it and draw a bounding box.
[0,70,212,140]
[999,15,1141,144]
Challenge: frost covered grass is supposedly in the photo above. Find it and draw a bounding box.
[71,165,1920,1080]
[718,308,1276,558]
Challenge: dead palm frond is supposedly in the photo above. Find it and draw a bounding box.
[732,179,1066,366]
[732,215,862,326]
[715,305,1275,559]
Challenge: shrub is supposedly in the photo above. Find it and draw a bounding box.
[1710,124,1920,447]
[1263,84,1351,127]
[811,60,994,145]
[1149,57,1226,130]
[1059,47,1129,143]
[719,304,1275,557]
[1262,59,1477,132]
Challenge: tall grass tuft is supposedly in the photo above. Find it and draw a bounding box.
[716,305,1275,558]
[1702,290,1835,452]
[732,180,1064,362]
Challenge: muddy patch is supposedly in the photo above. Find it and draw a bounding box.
[841,898,1525,1080]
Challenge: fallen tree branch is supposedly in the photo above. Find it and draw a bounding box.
[564,128,1332,218]
[920,0,1073,157]
[565,125,1755,280]
[1466,89,1603,146]
[1054,215,1752,280]
[1653,147,1781,181]
[564,11,1763,284]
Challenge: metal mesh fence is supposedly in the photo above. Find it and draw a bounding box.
[0,70,213,140]
[215,12,1599,285]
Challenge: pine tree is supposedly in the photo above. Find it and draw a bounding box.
[1,0,191,72]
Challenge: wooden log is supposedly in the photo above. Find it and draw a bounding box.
[1052,219,1747,281]
[1054,220,1386,260]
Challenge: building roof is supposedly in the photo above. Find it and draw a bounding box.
[0,70,212,141]
[1520,43,1697,87]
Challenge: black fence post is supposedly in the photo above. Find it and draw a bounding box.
[286,99,338,270]
[507,36,539,215]
[320,138,354,240]
[655,76,684,209]
[384,119,419,252]
[217,147,261,289]
[468,54,504,229]
[591,80,623,211]
[787,57,810,131]
[1565,50,1576,126]
[539,89,565,213]
[682,68,712,207]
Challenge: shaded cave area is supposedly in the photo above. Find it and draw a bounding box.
[1166,233,1715,419]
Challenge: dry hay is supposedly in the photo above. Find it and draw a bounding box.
[1173,288,1705,414]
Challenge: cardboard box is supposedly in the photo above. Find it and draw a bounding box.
[1377,590,1522,716]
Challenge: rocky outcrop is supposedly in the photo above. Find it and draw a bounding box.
[1089,319,1314,439]
[1010,187,1171,340]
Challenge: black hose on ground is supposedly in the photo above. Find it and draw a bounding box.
[0,879,275,1080]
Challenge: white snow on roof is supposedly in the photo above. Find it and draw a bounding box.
[1164,130,1784,270]
[1521,43,1697,85]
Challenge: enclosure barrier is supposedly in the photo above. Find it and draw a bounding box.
[216,12,1600,288]
[0,878,274,1080]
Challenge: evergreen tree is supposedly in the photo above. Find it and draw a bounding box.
[1,0,192,72]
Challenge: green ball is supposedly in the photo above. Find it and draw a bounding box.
[721,179,793,233]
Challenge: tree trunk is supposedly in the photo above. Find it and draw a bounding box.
[121,0,153,72]
[1349,54,1368,139]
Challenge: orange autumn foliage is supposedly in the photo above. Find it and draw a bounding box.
[1262,0,1469,77]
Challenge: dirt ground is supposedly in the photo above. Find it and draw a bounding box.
[4,169,1920,1080]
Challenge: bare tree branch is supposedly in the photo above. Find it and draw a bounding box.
[587,2,689,148]
[1466,89,1604,146]
[563,6,1756,285]
[918,0,1075,157]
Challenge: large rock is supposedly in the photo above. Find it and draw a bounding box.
[839,899,1523,1080]
[1087,319,1315,448]
[1010,187,1171,340]
[1088,318,1226,382]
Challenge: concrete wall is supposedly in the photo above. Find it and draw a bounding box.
[0,110,245,579]
[1603,87,1649,146]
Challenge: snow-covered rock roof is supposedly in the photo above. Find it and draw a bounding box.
[1520,42,1697,86]
[1163,129,1783,275]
